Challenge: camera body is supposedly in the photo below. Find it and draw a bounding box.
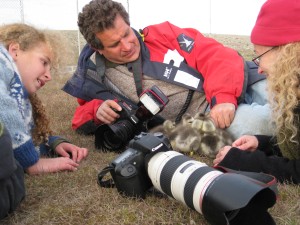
[110,132,171,198]
[95,85,169,151]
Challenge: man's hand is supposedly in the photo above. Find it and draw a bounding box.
[96,100,122,124]
[209,103,235,129]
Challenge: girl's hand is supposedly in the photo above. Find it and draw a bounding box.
[55,142,88,163]
[26,158,79,175]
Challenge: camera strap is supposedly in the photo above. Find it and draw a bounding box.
[131,54,194,124]
[175,89,195,124]
[131,54,143,96]
[97,165,115,188]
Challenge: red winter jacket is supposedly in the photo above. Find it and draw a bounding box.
[70,22,245,131]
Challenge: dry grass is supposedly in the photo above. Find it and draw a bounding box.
[1,31,300,225]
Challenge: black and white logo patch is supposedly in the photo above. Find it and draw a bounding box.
[177,33,194,53]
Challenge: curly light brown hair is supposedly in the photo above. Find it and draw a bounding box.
[0,23,66,71]
[267,42,300,148]
[29,94,53,145]
[0,23,68,145]
[78,0,130,50]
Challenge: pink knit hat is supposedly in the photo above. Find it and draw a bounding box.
[251,0,300,46]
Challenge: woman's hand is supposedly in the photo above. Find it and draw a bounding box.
[232,135,258,151]
[213,135,259,166]
[55,142,88,163]
[213,145,232,166]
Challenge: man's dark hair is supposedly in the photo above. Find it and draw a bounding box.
[78,0,130,50]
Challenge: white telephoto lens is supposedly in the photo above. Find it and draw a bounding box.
[147,150,223,215]
[192,170,223,214]
[147,151,182,193]
[171,160,207,205]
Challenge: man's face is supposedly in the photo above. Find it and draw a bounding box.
[95,15,140,64]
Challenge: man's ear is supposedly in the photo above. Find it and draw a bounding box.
[8,42,20,60]
[97,49,103,55]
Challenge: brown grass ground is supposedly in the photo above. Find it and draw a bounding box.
[1,32,300,225]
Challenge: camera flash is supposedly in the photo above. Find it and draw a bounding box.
[140,93,160,115]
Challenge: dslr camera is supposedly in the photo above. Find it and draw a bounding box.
[105,132,171,198]
[95,85,169,151]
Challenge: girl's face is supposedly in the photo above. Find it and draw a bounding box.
[10,42,53,94]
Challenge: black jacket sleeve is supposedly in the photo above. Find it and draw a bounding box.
[0,123,25,219]
[255,135,282,156]
[219,147,300,184]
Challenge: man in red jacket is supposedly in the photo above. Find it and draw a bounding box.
[63,0,272,141]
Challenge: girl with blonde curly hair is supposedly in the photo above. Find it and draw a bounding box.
[0,23,88,176]
[214,0,300,184]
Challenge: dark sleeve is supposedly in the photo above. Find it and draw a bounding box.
[219,147,300,184]
[255,135,282,156]
[0,124,25,219]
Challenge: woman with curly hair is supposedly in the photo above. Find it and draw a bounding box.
[0,23,88,176]
[214,0,300,184]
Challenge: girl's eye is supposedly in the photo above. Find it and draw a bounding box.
[41,59,49,66]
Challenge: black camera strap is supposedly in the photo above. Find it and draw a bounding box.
[131,54,194,124]
[97,165,115,188]
[131,54,143,97]
[175,89,195,124]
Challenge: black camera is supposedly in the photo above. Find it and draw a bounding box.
[98,132,278,225]
[95,85,169,151]
[105,132,171,198]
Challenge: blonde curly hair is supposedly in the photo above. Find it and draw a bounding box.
[267,42,300,150]
[0,23,68,145]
